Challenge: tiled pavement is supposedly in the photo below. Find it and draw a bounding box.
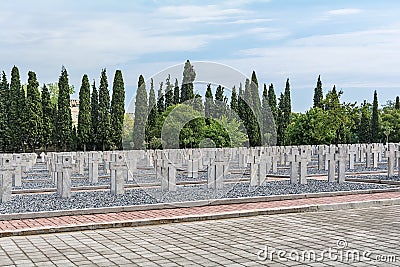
[1,191,400,233]
[0,205,399,266]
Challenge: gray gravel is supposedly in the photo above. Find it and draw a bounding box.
[1,180,392,214]
[347,174,400,181]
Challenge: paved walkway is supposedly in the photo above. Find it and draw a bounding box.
[0,205,399,266]
[1,191,400,236]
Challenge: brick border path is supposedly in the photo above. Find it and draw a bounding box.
[1,191,400,236]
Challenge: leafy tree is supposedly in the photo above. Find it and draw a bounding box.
[268,83,277,125]
[381,108,400,143]
[395,96,400,110]
[77,74,92,151]
[173,78,180,104]
[371,90,380,142]
[56,66,73,151]
[193,93,203,112]
[97,69,111,151]
[41,84,53,151]
[0,72,9,151]
[90,81,99,150]
[164,75,174,109]
[313,75,323,108]
[25,71,42,152]
[110,70,125,150]
[157,82,164,114]
[180,60,196,103]
[132,75,148,150]
[358,100,371,143]
[122,114,134,149]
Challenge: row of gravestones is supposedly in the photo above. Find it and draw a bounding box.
[0,153,38,202]
[1,143,399,202]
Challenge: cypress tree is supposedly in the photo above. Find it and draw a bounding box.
[90,81,99,150]
[97,69,111,151]
[243,78,261,146]
[26,71,43,152]
[77,74,92,151]
[193,93,203,112]
[132,75,148,150]
[371,90,379,142]
[250,71,262,122]
[41,84,53,152]
[237,83,246,128]
[204,83,214,120]
[57,66,72,151]
[180,60,196,103]
[283,78,291,129]
[173,78,180,104]
[214,85,225,118]
[277,93,286,146]
[358,100,371,143]
[230,85,238,114]
[157,82,164,114]
[9,66,22,152]
[0,72,9,151]
[268,83,277,124]
[164,75,174,109]
[146,78,157,144]
[261,84,276,145]
[395,96,400,110]
[313,75,323,108]
[110,70,125,150]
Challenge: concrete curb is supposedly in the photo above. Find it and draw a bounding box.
[346,177,400,185]
[1,187,399,221]
[1,197,399,238]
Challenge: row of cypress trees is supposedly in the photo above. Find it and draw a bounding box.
[132,60,292,149]
[0,66,125,152]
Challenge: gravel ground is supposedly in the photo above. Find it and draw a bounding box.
[1,180,392,214]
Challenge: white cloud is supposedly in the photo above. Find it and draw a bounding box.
[327,8,363,16]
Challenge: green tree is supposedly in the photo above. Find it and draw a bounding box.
[204,84,214,122]
[0,72,9,151]
[250,71,262,122]
[164,75,174,109]
[110,70,125,150]
[146,78,157,145]
[276,93,286,145]
[157,82,165,114]
[313,75,324,108]
[268,83,278,125]
[173,78,180,105]
[77,74,92,151]
[243,78,261,146]
[56,66,73,151]
[230,85,238,114]
[97,69,111,151]
[25,71,43,152]
[41,84,53,151]
[214,85,226,118]
[90,81,99,150]
[180,60,196,103]
[395,96,399,110]
[9,66,23,151]
[358,100,371,143]
[371,90,380,142]
[122,114,134,149]
[132,75,148,149]
[261,83,276,145]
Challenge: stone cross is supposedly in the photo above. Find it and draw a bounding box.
[347,144,357,170]
[325,146,337,182]
[298,148,311,184]
[56,154,73,198]
[371,143,380,168]
[88,152,99,184]
[385,143,397,177]
[160,151,176,192]
[0,156,13,203]
[208,149,226,189]
[110,153,127,195]
[336,146,347,183]
[11,154,22,187]
[286,147,300,184]
[316,145,326,170]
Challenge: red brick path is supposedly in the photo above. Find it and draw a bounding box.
[1,191,399,233]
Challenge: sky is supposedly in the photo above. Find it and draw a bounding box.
[1,0,400,112]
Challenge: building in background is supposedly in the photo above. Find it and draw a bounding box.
[70,99,79,126]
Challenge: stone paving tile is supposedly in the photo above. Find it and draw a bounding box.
[0,205,399,266]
